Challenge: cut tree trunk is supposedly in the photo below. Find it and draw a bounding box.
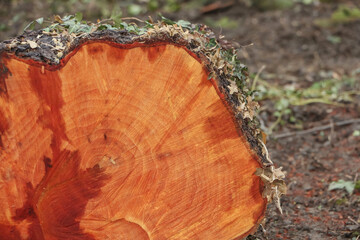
[0,21,285,240]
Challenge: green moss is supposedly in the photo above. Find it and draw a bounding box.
[315,5,360,27]
[335,198,347,205]
[204,17,239,29]
[252,0,294,11]
[355,180,360,190]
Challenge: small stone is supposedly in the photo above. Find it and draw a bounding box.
[303,182,312,191]
[346,225,359,231]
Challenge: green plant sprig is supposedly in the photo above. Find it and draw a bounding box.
[252,74,360,134]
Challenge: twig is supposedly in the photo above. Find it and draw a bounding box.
[239,42,254,48]
[251,65,266,92]
[268,111,283,135]
[259,224,269,240]
[348,216,359,226]
[272,118,360,139]
[201,0,235,14]
[329,118,335,145]
[291,98,345,107]
[121,17,145,22]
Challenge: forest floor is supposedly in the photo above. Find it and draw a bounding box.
[202,3,360,240]
[1,1,360,239]
[182,2,360,239]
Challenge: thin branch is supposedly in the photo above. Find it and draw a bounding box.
[291,98,345,107]
[121,17,145,22]
[251,65,266,91]
[348,216,359,226]
[272,118,360,139]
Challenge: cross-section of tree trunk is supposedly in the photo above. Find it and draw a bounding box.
[0,20,285,240]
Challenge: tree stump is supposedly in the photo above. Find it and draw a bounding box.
[0,19,285,240]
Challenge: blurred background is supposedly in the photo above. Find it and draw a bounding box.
[1,0,360,239]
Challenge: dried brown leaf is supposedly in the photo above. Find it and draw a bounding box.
[27,40,38,49]
[228,81,238,94]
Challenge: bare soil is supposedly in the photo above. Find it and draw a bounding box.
[199,2,360,239]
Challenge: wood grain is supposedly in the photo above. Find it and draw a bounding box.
[0,42,266,239]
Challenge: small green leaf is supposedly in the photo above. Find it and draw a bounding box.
[111,14,123,28]
[176,20,191,29]
[302,0,314,4]
[275,98,290,111]
[63,19,76,28]
[101,24,111,30]
[128,4,142,16]
[119,22,128,29]
[289,116,296,123]
[332,5,360,23]
[164,0,180,12]
[62,15,73,21]
[68,24,79,34]
[353,130,360,136]
[327,35,341,44]
[36,17,44,25]
[98,24,116,31]
[145,21,154,29]
[215,17,238,29]
[78,24,92,33]
[206,38,217,48]
[24,21,36,31]
[75,12,83,22]
[0,23,7,31]
[274,111,281,118]
[148,0,159,11]
[283,108,292,115]
[355,180,360,190]
[159,14,175,25]
[48,23,59,31]
[329,180,355,195]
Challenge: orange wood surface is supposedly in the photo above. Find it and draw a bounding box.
[0,42,266,240]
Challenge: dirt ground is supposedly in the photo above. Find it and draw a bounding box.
[182,2,360,239]
[1,1,360,239]
[208,2,360,240]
